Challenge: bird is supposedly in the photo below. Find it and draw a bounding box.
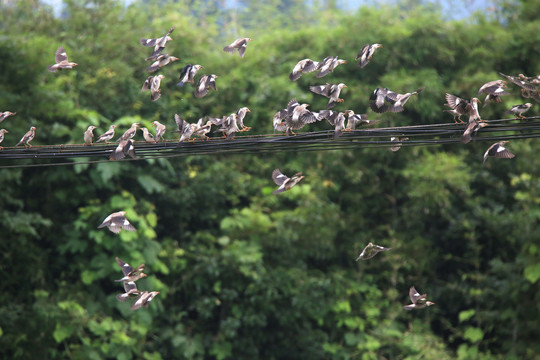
[273,99,318,135]
[384,87,425,112]
[316,56,347,78]
[177,64,203,87]
[141,128,156,143]
[110,139,136,161]
[215,113,241,139]
[355,242,391,260]
[289,59,320,81]
[272,169,305,195]
[390,136,409,152]
[0,129,8,149]
[175,114,196,143]
[0,111,16,123]
[16,126,36,148]
[461,119,488,144]
[142,75,165,101]
[114,257,147,283]
[194,74,218,98]
[236,107,251,132]
[356,43,382,68]
[505,103,532,119]
[146,54,179,72]
[130,291,160,311]
[369,88,392,113]
[483,141,515,164]
[444,94,480,124]
[151,121,166,142]
[318,110,346,138]
[223,38,252,58]
[477,80,509,107]
[192,118,213,140]
[96,125,118,143]
[98,211,136,234]
[83,125,97,145]
[116,281,141,302]
[403,286,435,310]
[499,72,537,91]
[310,83,347,109]
[140,27,175,57]
[117,123,139,142]
[47,46,78,72]
[344,110,378,130]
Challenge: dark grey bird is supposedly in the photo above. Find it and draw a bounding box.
[310,83,347,109]
[98,211,136,234]
[356,43,382,68]
[0,111,16,123]
[142,75,165,101]
[96,125,118,143]
[483,141,515,164]
[355,242,391,260]
[110,139,136,161]
[272,169,305,195]
[316,56,346,78]
[194,74,218,98]
[47,46,78,72]
[146,54,179,72]
[84,125,97,145]
[505,103,532,119]
[140,27,175,57]
[15,126,36,148]
[223,38,252,58]
[114,257,147,283]
[289,58,320,81]
[404,286,435,310]
[131,291,160,311]
[461,119,488,144]
[177,64,203,87]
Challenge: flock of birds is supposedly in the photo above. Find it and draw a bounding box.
[2,26,539,310]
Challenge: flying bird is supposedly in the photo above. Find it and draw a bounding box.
[483,141,515,164]
[289,59,320,81]
[96,125,118,143]
[0,111,16,123]
[356,43,382,68]
[146,54,179,72]
[355,242,391,261]
[83,125,97,145]
[194,74,218,98]
[47,46,78,72]
[318,110,346,138]
[131,291,160,311]
[116,281,141,302]
[15,126,36,148]
[403,286,435,310]
[310,83,347,109]
[110,139,136,161]
[177,64,203,87]
[98,211,136,234]
[272,169,305,194]
[505,103,532,119]
[370,87,423,113]
[477,80,509,107]
[142,75,165,101]
[114,257,147,283]
[223,38,252,58]
[273,98,319,135]
[344,110,378,130]
[461,119,488,144]
[316,56,346,78]
[140,27,175,57]
[175,114,196,143]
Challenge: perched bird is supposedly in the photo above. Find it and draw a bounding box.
[110,139,136,161]
[521,88,540,103]
[152,121,166,142]
[114,257,147,283]
[390,136,409,152]
[310,83,347,109]
[177,64,203,87]
[272,169,305,195]
[478,80,509,107]
[142,75,165,101]
[403,286,435,310]
[505,103,532,119]
[141,128,156,143]
[483,141,515,164]
[131,291,160,311]
[47,46,78,72]
[289,58,320,81]
[16,126,36,148]
[83,125,97,145]
[117,123,139,142]
[236,107,251,132]
[215,113,241,139]
[318,110,346,138]
[194,74,218,98]
[384,87,425,112]
[0,129,8,149]
[316,56,347,78]
[98,211,136,234]
[116,281,141,302]
[223,38,252,58]
[0,111,16,123]
[96,125,118,143]
[461,119,488,144]
[140,27,175,57]
[444,94,481,124]
[355,242,391,261]
[499,72,537,91]
[146,54,179,72]
[273,99,319,135]
[356,43,382,68]
[344,110,378,130]
[193,118,213,140]
[175,114,196,143]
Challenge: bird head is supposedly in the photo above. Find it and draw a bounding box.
[0,129,7,134]
[425,301,435,307]
[30,126,36,131]
[374,43,383,48]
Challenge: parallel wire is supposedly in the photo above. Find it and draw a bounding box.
[1,116,539,169]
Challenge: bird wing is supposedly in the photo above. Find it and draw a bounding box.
[272,169,289,186]
[409,286,424,304]
[116,257,133,276]
[355,44,369,61]
[310,84,331,97]
[194,76,209,98]
[55,46,68,63]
